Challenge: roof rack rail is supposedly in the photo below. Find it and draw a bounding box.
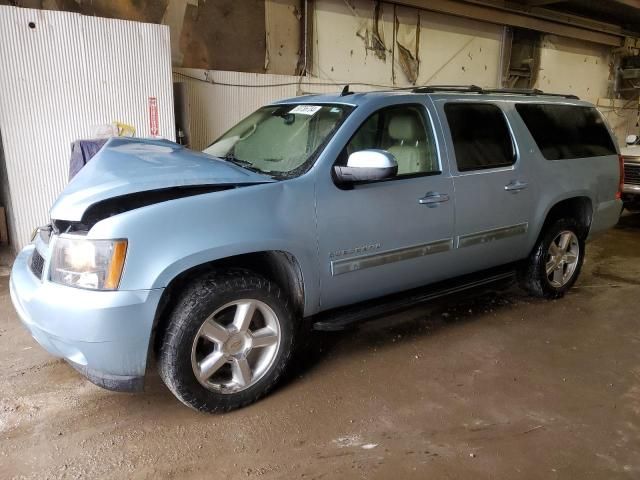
[412,85,483,94]
[411,85,579,100]
[482,88,579,100]
[482,87,544,95]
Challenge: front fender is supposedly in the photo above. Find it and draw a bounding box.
[87,179,320,315]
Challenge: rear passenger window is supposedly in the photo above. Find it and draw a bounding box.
[445,103,515,172]
[515,104,617,160]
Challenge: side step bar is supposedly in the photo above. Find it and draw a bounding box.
[312,267,517,332]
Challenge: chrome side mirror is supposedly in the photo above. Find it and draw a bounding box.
[334,150,398,183]
[626,134,639,146]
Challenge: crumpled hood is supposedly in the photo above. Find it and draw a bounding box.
[50,137,274,221]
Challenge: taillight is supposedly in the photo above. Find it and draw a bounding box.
[617,155,625,200]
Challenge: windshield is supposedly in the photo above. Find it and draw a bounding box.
[203,104,352,178]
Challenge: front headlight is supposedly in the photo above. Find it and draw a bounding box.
[50,236,128,290]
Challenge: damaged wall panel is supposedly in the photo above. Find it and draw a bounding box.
[265,0,304,75]
[502,28,542,89]
[536,35,610,103]
[161,0,192,66]
[313,1,502,87]
[50,0,168,23]
[359,0,389,62]
[415,10,502,87]
[180,0,267,72]
[314,0,394,86]
[394,5,421,84]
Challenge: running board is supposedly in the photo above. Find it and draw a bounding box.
[312,267,516,332]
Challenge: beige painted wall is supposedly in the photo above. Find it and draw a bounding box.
[312,0,394,86]
[313,0,503,88]
[414,9,503,87]
[536,35,610,104]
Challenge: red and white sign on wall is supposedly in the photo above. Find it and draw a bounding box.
[148,96,159,136]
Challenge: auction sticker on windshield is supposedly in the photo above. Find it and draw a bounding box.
[290,105,322,115]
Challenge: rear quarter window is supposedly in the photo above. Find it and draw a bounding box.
[515,104,616,160]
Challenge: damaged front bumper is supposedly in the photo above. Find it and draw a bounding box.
[9,245,164,392]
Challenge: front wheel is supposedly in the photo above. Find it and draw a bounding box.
[158,270,296,413]
[518,218,585,299]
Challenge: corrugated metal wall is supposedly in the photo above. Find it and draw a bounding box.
[174,69,300,150]
[0,6,175,251]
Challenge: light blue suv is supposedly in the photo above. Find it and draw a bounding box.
[10,86,622,412]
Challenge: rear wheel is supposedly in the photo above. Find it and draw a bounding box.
[518,218,585,299]
[623,199,640,213]
[158,270,296,413]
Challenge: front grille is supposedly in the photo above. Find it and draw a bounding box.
[29,250,45,279]
[624,163,640,186]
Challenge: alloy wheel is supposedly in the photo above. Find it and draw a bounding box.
[545,230,580,288]
[190,299,281,394]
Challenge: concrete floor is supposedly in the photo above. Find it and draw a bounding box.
[1,215,640,479]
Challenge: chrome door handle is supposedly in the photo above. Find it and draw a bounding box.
[419,192,450,207]
[504,180,528,192]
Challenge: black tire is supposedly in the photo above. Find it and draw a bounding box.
[518,218,585,299]
[623,201,640,213]
[158,269,296,413]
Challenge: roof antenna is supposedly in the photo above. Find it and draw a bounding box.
[341,84,353,96]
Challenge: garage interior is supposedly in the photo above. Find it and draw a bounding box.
[1,0,640,478]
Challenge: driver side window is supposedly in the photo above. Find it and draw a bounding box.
[339,105,439,176]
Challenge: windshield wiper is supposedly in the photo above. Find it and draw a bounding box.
[223,153,251,167]
[223,154,269,176]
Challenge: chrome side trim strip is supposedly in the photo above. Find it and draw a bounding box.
[457,222,528,248]
[331,238,453,276]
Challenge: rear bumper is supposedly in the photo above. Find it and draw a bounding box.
[623,183,640,195]
[10,245,164,392]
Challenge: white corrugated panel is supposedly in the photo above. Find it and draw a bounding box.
[0,6,174,251]
[174,69,300,151]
